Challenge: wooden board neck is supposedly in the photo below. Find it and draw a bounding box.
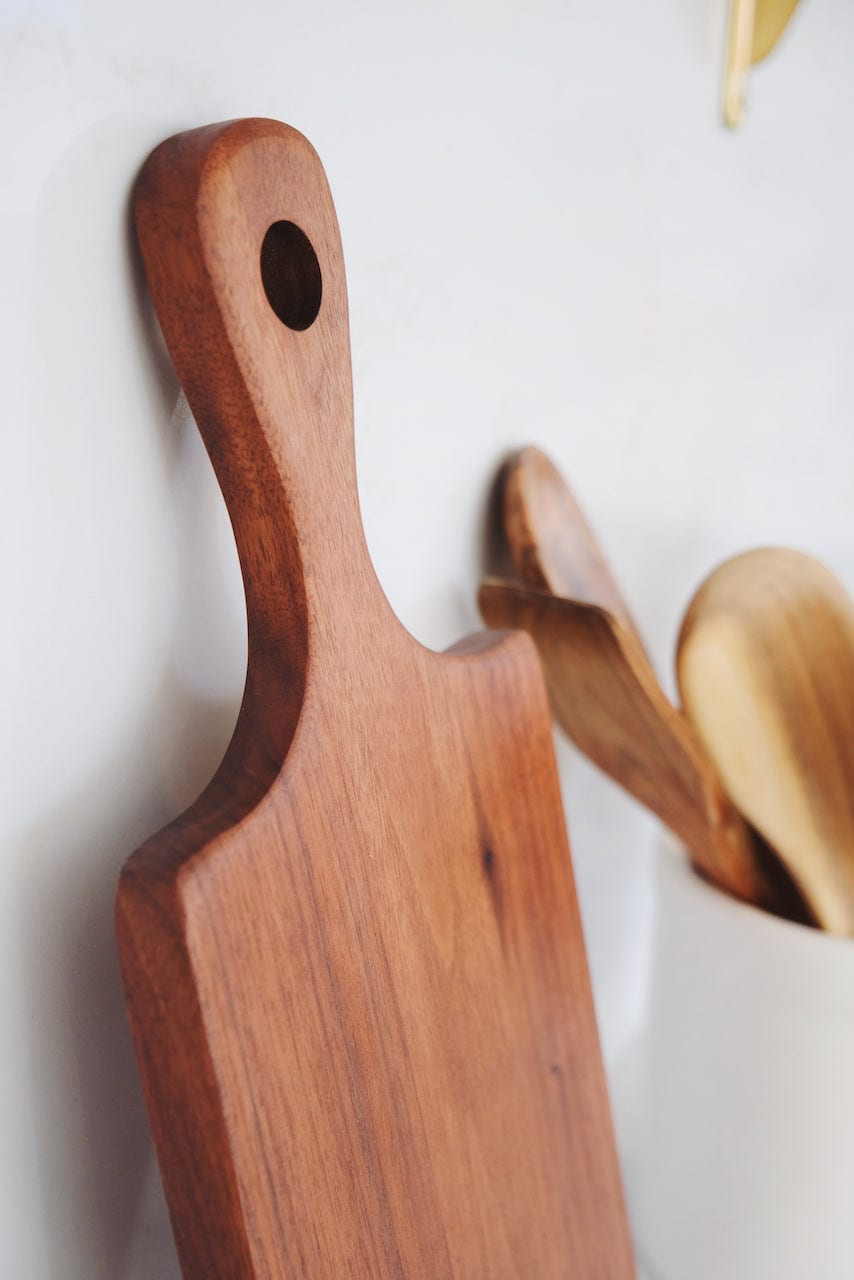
[135,119,387,734]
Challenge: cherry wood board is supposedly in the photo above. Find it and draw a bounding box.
[116,117,635,1279]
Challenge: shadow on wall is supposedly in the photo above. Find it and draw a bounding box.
[18,674,238,1280]
[16,116,245,1280]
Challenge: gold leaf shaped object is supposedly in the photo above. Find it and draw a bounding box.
[724,0,802,127]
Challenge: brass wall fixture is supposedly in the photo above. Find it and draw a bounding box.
[724,0,802,126]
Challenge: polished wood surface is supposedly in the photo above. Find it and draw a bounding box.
[484,448,809,922]
[678,547,854,933]
[502,446,645,652]
[478,580,805,919]
[116,119,635,1278]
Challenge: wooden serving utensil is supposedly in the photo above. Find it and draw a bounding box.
[502,445,645,649]
[478,581,803,917]
[480,447,810,921]
[116,120,635,1279]
[678,547,854,934]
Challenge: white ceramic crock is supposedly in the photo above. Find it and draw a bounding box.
[632,838,854,1280]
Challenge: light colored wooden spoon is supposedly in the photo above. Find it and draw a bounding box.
[677,547,854,934]
[478,579,802,917]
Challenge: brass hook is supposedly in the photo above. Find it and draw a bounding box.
[723,0,802,127]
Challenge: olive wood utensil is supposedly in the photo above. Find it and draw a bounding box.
[478,579,800,916]
[502,445,645,650]
[116,119,635,1279]
[482,446,809,921]
[678,547,854,934]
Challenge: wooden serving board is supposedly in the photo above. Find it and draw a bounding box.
[117,118,634,1279]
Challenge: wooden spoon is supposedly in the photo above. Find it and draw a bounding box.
[478,580,803,917]
[481,447,809,920]
[677,547,854,934]
[502,445,645,651]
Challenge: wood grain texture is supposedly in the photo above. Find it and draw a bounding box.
[502,445,645,654]
[484,448,809,922]
[116,119,635,1279]
[478,580,808,922]
[678,547,854,934]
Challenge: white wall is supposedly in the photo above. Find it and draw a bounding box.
[3,0,853,1273]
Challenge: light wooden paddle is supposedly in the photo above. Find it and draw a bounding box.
[480,447,808,920]
[678,547,854,935]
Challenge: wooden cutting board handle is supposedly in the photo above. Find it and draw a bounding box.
[120,119,636,1280]
[135,119,390,756]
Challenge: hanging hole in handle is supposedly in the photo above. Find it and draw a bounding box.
[260,221,322,331]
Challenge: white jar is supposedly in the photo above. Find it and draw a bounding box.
[632,838,854,1280]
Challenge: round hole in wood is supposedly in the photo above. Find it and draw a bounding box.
[260,221,322,331]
